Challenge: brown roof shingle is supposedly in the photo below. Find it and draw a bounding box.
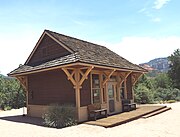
[9,30,146,75]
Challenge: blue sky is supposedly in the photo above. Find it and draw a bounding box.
[0,0,180,75]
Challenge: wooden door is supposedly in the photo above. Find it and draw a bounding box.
[108,82,116,113]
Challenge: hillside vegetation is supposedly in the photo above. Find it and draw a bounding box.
[135,49,180,104]
[0,75,25,110]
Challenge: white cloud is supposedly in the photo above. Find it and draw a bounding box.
[138,8,146,13]
[151,17,161,22]
[139,0,171,22]
[153,0,171,9]
[96,36,180,64]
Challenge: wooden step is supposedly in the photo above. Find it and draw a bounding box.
[142,107,171,118]
[139,105,167,117]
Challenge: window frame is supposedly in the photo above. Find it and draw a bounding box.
[91,72,101,104]
[120,81,125,99]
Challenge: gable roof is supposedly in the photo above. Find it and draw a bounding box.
[9,30,147,76]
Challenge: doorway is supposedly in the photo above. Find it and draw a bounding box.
[107,82,116,114]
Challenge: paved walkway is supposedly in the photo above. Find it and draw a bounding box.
[85,105,168,127]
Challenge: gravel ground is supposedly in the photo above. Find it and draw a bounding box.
[0,102,180,137]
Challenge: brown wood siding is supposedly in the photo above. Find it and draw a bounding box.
[28,69,75,105]
[27,34,70,66]
[80,75,91,107]
[126,74,133,99]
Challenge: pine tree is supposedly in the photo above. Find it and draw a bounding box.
[168,49,180,89]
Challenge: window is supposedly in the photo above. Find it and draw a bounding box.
[108,84,114,99]
[120,82,125,99]
[92,74,101,103]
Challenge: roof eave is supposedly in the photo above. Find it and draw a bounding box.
[9,61,147,77]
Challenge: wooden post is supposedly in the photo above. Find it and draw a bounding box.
[100,73,104,103]
[16,76,28,116]
[74,69,81,121]
[116,75,121,102]
[62,66,93,122]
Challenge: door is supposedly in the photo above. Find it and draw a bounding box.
[108,82,116,113]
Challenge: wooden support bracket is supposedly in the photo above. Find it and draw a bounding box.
[103,69,116,86]
[79,66,94,86]
[62,66,94,88]
[132,72,143,85]
[62,68,76,86]
[118,71,132,86]
[16,76,28,92]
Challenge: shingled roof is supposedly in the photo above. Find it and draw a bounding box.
[9,30,147,76]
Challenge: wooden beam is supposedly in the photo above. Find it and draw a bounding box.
[79,66,94,86]
[103,69,116,86]
[62,68,76,86]
[74,69,81,121]
[132,72,143,85]
[80,67,90,70]
[125,71,132,79]
[79,70,84,77]
[118,71,132,86]
[16,76,28,92]
[116,75,121,102]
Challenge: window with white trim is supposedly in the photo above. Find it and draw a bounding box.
[92,74,101,103]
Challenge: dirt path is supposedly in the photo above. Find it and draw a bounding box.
[0,102,180,137]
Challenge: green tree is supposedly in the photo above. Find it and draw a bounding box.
[168,49,180,89]
[0,75,25,110]
[154,88,180,101]
[134,74,155,104]
[153,73,172,89]
[137,74,154,90]
[134,84,154,104]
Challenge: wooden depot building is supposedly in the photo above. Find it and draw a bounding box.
[9,30,147,122]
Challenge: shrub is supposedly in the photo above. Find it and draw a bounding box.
[4,106,12,111]
[154,88,180,101]
[173,88,180,101]
[134,84,154,104]
[0,76,26,110]
[42,104,77,128]
[167,100,176,103]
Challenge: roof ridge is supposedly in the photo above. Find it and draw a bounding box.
[45,29,107,49]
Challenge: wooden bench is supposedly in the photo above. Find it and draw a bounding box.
[87,103,107,120]
[122,99,136,112]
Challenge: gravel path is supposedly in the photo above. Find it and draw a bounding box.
[0,102,180,137]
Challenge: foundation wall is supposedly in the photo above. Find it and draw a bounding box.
[27,105,89,122]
